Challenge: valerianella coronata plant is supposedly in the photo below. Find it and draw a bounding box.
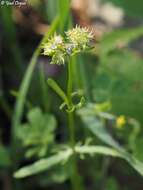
[42,26,94,65]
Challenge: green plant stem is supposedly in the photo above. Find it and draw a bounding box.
[67,59,84,190]
[68,112,75,147]
[67,59,74,145]
[67,59,72,102]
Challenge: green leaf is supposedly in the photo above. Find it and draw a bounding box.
[17,108,57,158]
[78,104,143,176]
[0,145,11,168]
[39,164,70,185]
[133,138,143,161]
[14,148,73,178]
[104,0,143,18]
[82,115,123,152]
[77,104,122,151]
[105,177,119,190]
[47,78,69,104]
[122,153,143,177]
[75,145,122,157]
[58,0,71,31]
[12,16,60,136]
[75,145,143,176]
[94,49,143,123]
[100,27,143,57]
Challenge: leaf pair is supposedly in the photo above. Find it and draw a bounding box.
[15,140,142,179]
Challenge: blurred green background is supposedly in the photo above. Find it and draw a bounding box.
[0,0,143,190]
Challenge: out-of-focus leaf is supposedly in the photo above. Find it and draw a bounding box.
[0,145,11,168]
[93,50,143,123]
[104,0,143,17]
[100,27,143,57]
[17,108,57,158]
[133,138,143,162]
[39,164,70,186]
[46,0,71,30]
[46,0,59,22]
[77,104,123,151]
[78,104,143,176]
[106,177,119,190]
[14,148,73,178]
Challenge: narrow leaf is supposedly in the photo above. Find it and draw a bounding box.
[47,78,68,104]
[78,108,123,151]
[12,16,60,132]
[75,145,143,176]
[14,149,72,178]
[78,106,143,176]
[75,145,122,157]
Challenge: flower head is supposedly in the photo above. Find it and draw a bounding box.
[42,34,66,65]
[65,25,94,51]
[42,26,94,65]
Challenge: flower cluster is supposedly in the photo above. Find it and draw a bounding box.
[42,26,94,65]
[66,26,94,52]
[42,35,66,65]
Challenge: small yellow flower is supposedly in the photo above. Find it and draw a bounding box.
[116,115,126,128]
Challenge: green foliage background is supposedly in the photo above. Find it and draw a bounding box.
[104,0,143,17]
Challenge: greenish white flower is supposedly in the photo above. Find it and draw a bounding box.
[42,26,94,65]
[42,34,66,65]
[65,25,94,51]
